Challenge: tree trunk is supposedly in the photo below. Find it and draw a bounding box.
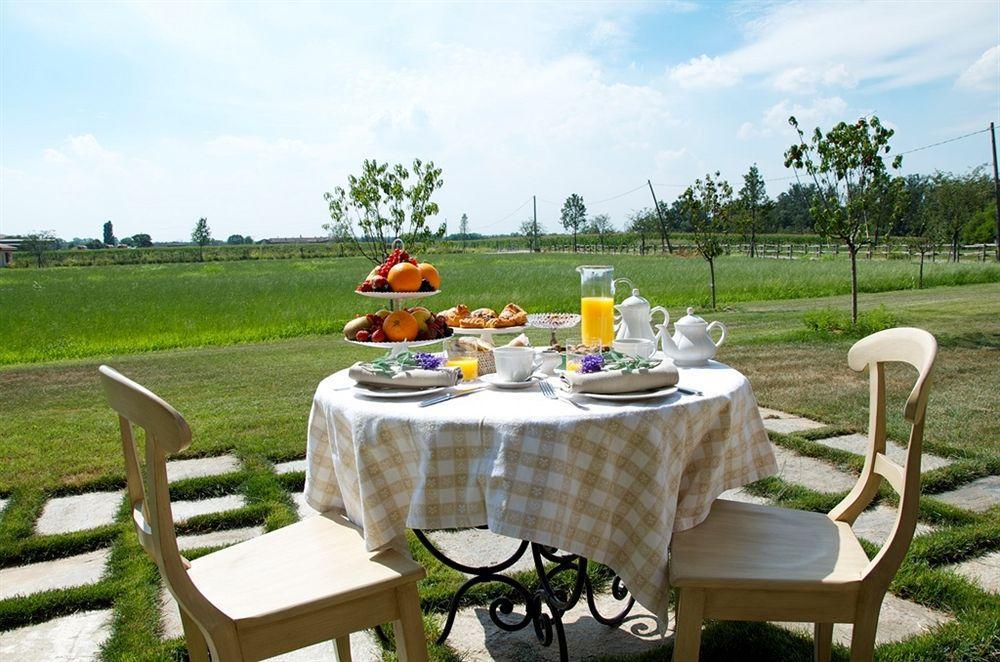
[750,227,756,258]
[849,245,859,325]
[708,258,717,310]
[573,230,577,253]
[919,251,925,289]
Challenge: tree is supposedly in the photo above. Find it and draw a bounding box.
[192,217,212,261]
[560,194,587,252]
[929,169,989,262]
[102,221,116,246]
[120,236,135,247]
[323,158,445,264]
[21,231,56,267]
[131,233,153,248]
[627,209,659,255]
[737,164,768,257]
[589,213,614,251]
[771,183,816,232]
[518,218,544,245]
[226,234,246,245]
[784,115,902,324]
[458,213,470,248]
[679,172,733,310]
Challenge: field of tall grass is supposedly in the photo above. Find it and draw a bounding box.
[3,253,998,365]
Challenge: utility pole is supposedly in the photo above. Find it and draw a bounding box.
[990,122,999,262]
[647,180,673,253]
[532,195,538,252]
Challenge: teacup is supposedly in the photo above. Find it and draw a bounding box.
[535,349,562,375]
[612,337,655,359]
[493,347,540,382]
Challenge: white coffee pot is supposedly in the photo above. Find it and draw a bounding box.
[613,280,669,342]
[655,307,727,366]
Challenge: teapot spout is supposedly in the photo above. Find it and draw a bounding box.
[655,324,678,356]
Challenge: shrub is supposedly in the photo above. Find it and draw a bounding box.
[803,305,898,338]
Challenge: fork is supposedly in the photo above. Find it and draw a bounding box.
[539,379,588,410]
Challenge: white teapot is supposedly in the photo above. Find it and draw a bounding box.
[613,280,669,342]
[655,307,727,366]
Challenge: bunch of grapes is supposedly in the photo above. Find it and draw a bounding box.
[377,248,418,278]
[355,314,387,342]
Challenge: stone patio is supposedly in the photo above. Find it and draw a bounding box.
[762,416,827,434]
[946,550,1000,593]
[35,491,122,536]
[0,549,110,600]
[170,494,247,523]
[166,455,242,483]
[851,505,936,546]
[0,609,113,660]
[274,459,307,475]
[771,444,857,493]
[933,475,1000,513]
[814,433,952,472]
[175,525,264,551]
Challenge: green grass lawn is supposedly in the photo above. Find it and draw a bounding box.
[1,257,997,660]
[3,253,997,365]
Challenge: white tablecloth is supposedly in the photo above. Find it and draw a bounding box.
[305,361,776,618]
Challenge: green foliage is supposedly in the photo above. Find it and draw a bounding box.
[802,305,898,338]
[191,217,212,262]
[963,203,997,243]
[737,164,769,256]
[560,193,587,251]
[103,220,116,246]
[323,158,445,264]
[17,231,56,267]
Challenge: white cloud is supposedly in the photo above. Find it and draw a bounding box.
[668,55,741,89]
[772,64,857,93]
[763,96,849,132]
[957,45,999,91]
[67,134,118,162]
[43,148,70,164]
[736,122,761,141]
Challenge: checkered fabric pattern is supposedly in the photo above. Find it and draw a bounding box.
[305,363,776,618]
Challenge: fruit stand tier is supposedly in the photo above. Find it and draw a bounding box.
[450,325,527,343]
[344,338,444,356]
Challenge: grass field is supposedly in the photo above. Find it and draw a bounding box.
[4,253,998,365]
[1,257,998,661]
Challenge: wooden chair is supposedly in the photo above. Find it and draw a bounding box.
[99,365,428,662]
[668,327,937,662]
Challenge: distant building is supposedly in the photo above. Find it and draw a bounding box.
[0,243,15,267]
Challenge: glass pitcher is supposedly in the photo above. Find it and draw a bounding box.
[576,265,615,348]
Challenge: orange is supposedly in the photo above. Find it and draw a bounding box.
[417,262,440,290]
[383,310,419,341]
[387,262,422,292]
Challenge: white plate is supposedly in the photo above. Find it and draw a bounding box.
[354,290,440,300]
[344,338,444,351]
[451,325,527,335]
[572,386,678,402]
[351,384,450,399]
[480,373,539,389]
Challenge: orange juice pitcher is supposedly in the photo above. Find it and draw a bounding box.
[577,265,615,347]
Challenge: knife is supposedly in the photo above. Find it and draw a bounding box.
[419,387,487,407]
[676,386,703,396]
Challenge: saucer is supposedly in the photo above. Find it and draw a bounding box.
[480,373,539,390]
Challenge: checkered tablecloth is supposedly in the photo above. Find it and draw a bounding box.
[305,361,776,618]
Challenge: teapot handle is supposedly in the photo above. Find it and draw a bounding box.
[650,306,669,329]
[707,320,727,348]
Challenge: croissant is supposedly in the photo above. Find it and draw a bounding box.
[495,303,528,327]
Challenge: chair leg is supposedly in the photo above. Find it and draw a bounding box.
[814,623,833,662]
[392,584,428,662]
[179,610,210,662]
[334,635,352,662]
[849,614,879,662]
[672,588,705,662]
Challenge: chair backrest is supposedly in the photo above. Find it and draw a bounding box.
[98,366,228,642]
[827,328,937,592]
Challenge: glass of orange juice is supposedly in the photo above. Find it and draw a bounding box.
[577,265,615,347]
[564,338,600,373]
[445,338,479,382]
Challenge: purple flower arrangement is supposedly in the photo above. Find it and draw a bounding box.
[415,352,443,370]
[580,353,605,374]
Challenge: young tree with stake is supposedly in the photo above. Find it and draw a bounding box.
[192,218,212,262]
[560,194,587,252]
[784,115,902,324]
[737,164,768,257]
[680,172,733,310]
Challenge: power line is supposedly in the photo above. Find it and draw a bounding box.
[897,127,990,156]
[477,198,532,230]
[589,183,648,205]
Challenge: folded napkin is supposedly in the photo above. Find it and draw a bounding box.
[348,362,463,389]
[561,360,678,395]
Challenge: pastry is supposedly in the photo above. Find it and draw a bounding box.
[495,303,527,328]
[461,307,497,328]
[438,304,469,327]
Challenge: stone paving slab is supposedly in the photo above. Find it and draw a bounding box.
[266,632,380,661]
[171,494,247,523]
[446,591,669,660]
[292,493,319,520]
[275,459,307,475]
[0,497,8,514]
[758,407,794,419]
[763,416,826,434]
[35,490,122,536]
[176,525,264,551]
[427,528,538,575]
[718,488,770,506]
[933,475,1000,513]
[166,454,241,483]
[771,445,857,493]
[0,608,112,661]
[779,593,951,647]
[0,549,110,600]
[815,433,952,472]
[852,506,936,547]
[946,550,1000,593]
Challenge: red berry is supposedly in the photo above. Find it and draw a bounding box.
[371,329,387,342]
[355,330,370,342]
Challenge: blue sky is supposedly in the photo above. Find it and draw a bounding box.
[1,1,998,241]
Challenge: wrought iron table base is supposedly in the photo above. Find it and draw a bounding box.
[405,526,636,662]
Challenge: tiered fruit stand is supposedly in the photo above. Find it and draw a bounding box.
[346,290,446,356]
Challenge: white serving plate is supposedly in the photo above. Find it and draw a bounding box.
[344,338,444,354]
[570,385,678,402]
[451,325,527,336]
[351,384,450,399]
[354,290,440,300]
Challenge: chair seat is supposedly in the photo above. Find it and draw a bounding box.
[669,500,870,591]
[187,511,425,625]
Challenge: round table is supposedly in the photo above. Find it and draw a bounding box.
[305,361,776,660]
